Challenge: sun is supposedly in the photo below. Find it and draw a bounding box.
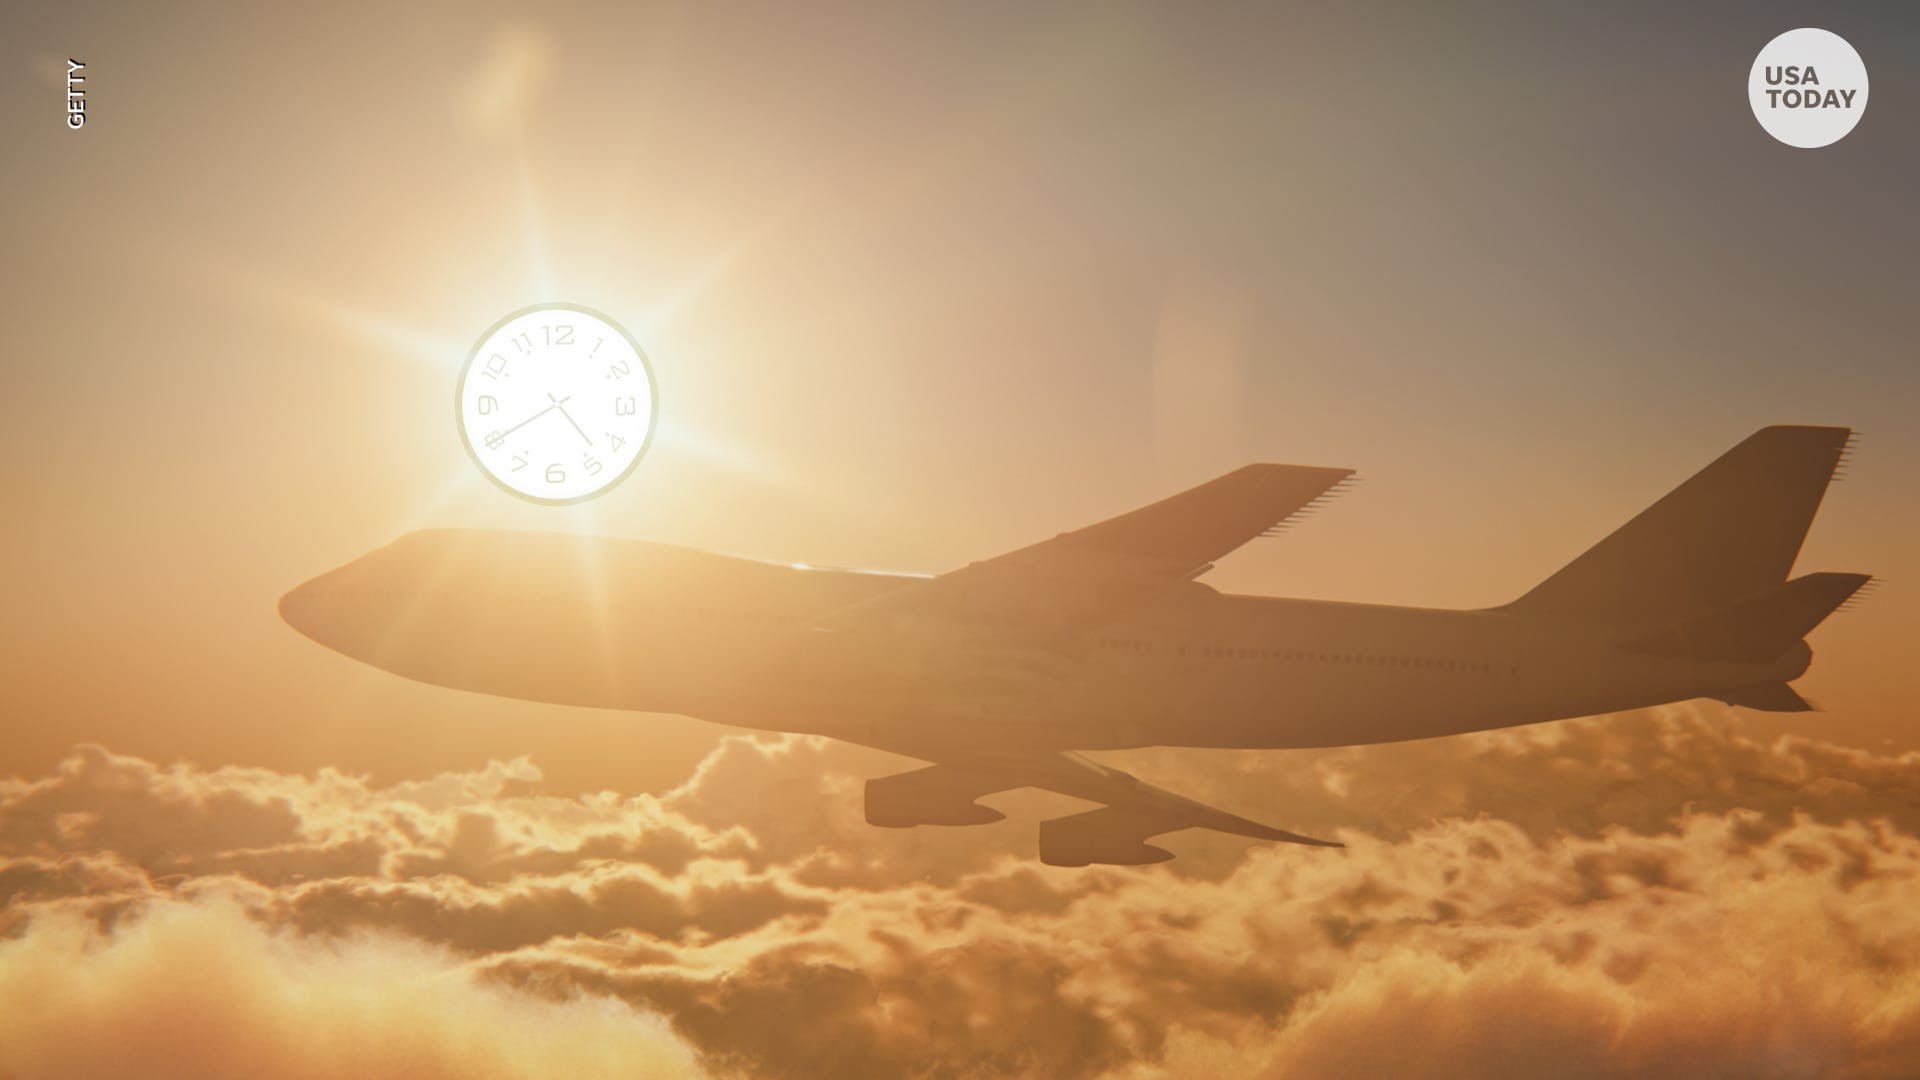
[456,303,659,505]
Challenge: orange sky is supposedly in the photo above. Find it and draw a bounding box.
[3,5,1919,1077]
[2,4,1913,796]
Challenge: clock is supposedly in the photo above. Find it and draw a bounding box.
[456,303,658,504]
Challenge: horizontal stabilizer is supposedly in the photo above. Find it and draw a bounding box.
[1716,682,1816,713]
[1624,572,1871,662]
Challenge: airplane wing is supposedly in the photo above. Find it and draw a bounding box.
[837,463,1356,862]
[1001,462,1358,578]
[863,750,1341,866]
[819,463,1356,629]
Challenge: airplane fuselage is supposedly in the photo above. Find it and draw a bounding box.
[277,427,1866,865]
[278,530,1805,758]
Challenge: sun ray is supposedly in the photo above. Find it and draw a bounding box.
[625,235,757,340]
[570,507,622,694]
[324,303,466,374]
[163,238,464,376]
[649,417,802,493]
[515,143,556,299]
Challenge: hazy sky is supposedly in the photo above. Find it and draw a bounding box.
[6,2,1914,789]
[4,5,1920,1078]
[3,4,1920,787]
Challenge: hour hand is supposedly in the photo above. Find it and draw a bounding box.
[551,395,593,446]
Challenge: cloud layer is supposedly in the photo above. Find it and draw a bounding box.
[4,705,1920,1079]
[0,898,701,1080]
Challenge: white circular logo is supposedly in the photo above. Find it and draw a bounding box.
[456,303,658,504]
[1749,28,1868,148]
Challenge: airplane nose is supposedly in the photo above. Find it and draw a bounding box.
[278,578,319,634]
[278,569,347,640]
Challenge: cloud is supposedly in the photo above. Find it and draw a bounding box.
[0,898,703,1080]
[5,707,1920,1078]
[1099,703,1920,869]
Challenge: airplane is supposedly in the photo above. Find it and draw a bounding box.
[280,426,1871,866]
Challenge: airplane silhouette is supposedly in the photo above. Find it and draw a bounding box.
[281,426,1870,865]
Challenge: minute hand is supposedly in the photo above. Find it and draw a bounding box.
[497,404,558,438]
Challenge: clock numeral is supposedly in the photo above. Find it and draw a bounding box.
[582,453,603,476]
[607,358,630,380]
[588,337,603,358]
[511,332,533,354]
[614,396,637,416]
[483,430,507,450]
[511,453,528,471]
[481,353,509,380]
[477,395,498,415]
[607,433,625,452]
[546,324,574,346]
[545,463,566,484]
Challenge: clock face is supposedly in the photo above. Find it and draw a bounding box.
[456,304,657,504]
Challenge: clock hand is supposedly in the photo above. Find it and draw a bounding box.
[553,400,593,447]
[497,403,558,439]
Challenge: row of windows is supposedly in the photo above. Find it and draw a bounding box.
[1094,637,1504,674]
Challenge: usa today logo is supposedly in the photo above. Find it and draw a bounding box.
[1749,28,1868,148]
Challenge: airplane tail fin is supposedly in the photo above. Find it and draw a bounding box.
[1501,426,1854,626]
